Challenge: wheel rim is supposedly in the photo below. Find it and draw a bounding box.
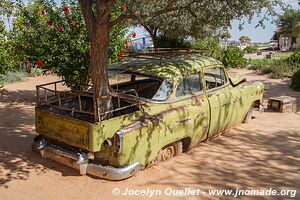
[159,146,175,161]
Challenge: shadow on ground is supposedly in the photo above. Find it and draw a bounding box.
[136,123,300,199]
[0,89,36,105]
[0,102,79,188]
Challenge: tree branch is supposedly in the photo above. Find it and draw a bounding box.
[78,0,96,38]
[95,0,113,26]
[110,1,194,27]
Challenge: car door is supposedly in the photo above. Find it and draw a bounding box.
[172,73,210,145]
[204,66,234,138]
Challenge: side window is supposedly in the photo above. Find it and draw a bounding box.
[204,67,227,90]
[176,74,202,97]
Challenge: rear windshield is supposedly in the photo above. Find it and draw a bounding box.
[109,71,172,101]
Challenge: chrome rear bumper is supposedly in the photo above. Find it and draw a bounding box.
[32,136,141,180]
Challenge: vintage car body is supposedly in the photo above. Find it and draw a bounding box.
[33,55,264,180]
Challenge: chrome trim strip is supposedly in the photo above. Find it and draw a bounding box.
[86,162,141,181]
[116,130,123,153]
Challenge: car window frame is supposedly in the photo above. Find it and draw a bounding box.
[175,72,204,99]
[203,65,229,93]
[109,71,174,102]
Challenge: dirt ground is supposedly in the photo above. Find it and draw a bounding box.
[0,70,299,200]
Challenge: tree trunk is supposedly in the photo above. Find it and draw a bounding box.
[142,25,159,48]
[151,35,159,48]
[80,0,114,121]
[90,24,112,121]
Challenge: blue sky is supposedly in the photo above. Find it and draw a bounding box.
[229,0,299,42]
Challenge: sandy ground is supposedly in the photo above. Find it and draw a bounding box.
[0,70,299,200]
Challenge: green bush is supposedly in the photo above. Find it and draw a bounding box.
[287,50,300,66]
[248,58,300,79]
[0,21,15,75]
[191,37,223,60]
[243,46,258,54]
[9,0,126,90]
[270,61,297,78]
[222,47,246,68]
[0,43,15,75]
[291,70,300,91]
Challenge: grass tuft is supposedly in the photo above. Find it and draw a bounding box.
[0,70,28,84]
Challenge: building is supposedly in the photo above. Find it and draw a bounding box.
[129,36,153,50]
[278,35,292,51]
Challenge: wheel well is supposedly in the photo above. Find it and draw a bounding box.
[253,100,261,109]
[181,137,191,152]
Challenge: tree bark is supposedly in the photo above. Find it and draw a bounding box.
[142,25,159,48]
[79,0,113,121]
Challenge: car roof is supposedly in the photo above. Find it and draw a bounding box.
[109,55,223,84]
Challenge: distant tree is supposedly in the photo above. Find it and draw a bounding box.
[220,32,232,49]
[292,22,300,38]
[239,36,251,44]
[273,9,300,42]
[221,32,232,40]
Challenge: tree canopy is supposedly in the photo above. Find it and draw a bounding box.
[128,0,283,44]
[273,9,300,41]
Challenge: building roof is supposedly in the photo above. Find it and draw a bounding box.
[109,55,223,83]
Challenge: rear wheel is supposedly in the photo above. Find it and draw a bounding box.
[154,141,183,163]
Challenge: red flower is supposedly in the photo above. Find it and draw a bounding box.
[41,8,45,16]
[47,21,53,26]
[120,5,126,11]
[58,26,63,32]
[63,6,69,13]
[132,32,136,38]
[37,60,43,68]
[118,52,125,60]
[125,18,129,25]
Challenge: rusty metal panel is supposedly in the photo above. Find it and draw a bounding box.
[35,108,90,150]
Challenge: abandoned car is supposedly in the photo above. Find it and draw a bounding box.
[33,54,264,180]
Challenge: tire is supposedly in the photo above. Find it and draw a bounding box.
[156,141,183,162]
[243,106,253,124]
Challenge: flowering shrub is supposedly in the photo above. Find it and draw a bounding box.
[9,0,126,90]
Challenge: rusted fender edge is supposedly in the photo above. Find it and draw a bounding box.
[32,136,141,181]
